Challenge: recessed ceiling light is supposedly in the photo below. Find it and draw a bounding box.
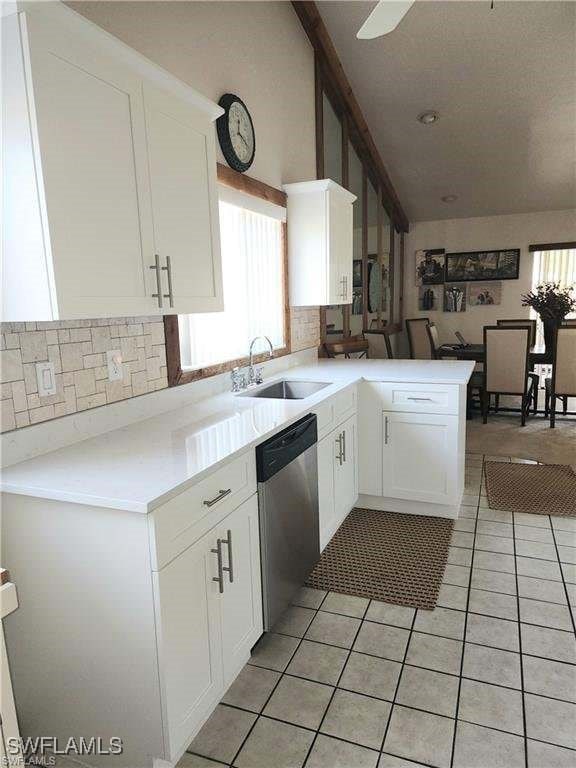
[441,194,458,203]
[418,111,439,125]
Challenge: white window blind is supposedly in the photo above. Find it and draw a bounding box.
[179,198,285,370]
[531,248,576,346]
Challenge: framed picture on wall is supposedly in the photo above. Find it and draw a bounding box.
[445,249,520,282]
[418,285,442,311]
[468,281,502,306]
[444,283,467,312]
[415,248,445,285]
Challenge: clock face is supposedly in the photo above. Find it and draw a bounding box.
[217,94,255,172]
[228,101,254,165]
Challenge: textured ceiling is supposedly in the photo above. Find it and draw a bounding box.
[317,1,576,222]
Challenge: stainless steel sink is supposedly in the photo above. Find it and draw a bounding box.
[238,380,330,400]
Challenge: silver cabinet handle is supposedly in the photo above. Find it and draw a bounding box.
[150,254,163,308]
[384,416,389,445]
[342,429,346,463]
[335,432,343,465]
[221,529,234,583]
[407,397,433,402]
[203,488,232,507]
[211,539,224,593]
[162,255,174,308]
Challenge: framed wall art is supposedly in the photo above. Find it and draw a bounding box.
[445,249,520,282]
[444,283,467,312]
[415,248,446,285]
[468,281,502,306]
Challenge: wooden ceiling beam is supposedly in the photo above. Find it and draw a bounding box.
[292,1,409,232]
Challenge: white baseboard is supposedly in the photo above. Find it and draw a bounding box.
[357,493,462,519]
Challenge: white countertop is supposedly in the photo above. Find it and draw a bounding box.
[0,360,474,513]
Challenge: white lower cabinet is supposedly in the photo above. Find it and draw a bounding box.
[381,411,458,505]
[153,494,262,762]
[318,414,358,550]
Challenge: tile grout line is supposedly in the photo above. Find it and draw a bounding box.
[448,452,482,768]
[549,524,576,636]
[300,598,372,768]
[377,605,418,759]
[511,500,530,768]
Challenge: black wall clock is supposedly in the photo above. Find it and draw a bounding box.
[216,94,255,173]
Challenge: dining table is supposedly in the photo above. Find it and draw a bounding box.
[437,343,552,366]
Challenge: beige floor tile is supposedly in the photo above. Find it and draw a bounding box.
[353,621,410,662]
[462,644,521,689]
[263,675,332,730]
[524,694,576,750]
[286,639,348,685]
[222,665,280,712]
[273,605,316,637]
[413,606,466,640]
[453,721,524,768]
[468,588,518,620]
[405,632,463,675]
[233,716,314,768]
[396,665,459,717]
[249,633,300,672]
[189,705,257,764]
[320,689,391,749]
[523,654,576,703]
[383,705,454,768]
[365,601,415,629]
[521,624,576,664]
[305,610,361,649]
[339,651,401,700]
[306,735,379,768]
[458,679,524,735]
[466,613,519,652]
[321,591,369,618]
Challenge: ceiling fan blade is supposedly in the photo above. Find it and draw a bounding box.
[357,0,415,39]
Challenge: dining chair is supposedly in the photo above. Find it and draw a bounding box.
[364,330,394,359]
[483,326,537,426]
[544,326,576,427]
[324,336,369,359]
[496,318,537,345]
[495,318,539,413]
[406,318,432,359]
[426,323,441,359]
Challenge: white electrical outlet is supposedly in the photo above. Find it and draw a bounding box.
[36,362,57,396]
[106,349,123,381]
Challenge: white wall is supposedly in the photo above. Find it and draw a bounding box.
[402,209,576,352]
[68,1,316,190]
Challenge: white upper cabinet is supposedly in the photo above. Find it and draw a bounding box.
[143,84,223,314]
[1,2,223,321]
[283,180,356,307]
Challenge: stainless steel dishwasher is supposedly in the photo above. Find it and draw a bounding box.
[256,413,319,630]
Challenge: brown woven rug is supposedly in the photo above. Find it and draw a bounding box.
[306,507,454,610]
[484,461,576,517]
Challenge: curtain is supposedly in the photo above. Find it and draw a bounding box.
[531,248,576,347]
[179,200,285,370]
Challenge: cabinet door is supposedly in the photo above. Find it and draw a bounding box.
[328,190,353,305]
[381,412,458,505]
[153,529,223,761]
[143,83,223,314]
[219,495,263,683]
[317,433,336,551]
[334,415,358,526]
[22,11,157,319]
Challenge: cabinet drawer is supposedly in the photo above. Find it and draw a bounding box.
[374,382,459,415]
[333,385,357,421]
[149,452,257,569]
[313,400,335,440]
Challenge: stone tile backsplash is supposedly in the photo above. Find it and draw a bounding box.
[0,308,320,433]
[0,317,168,433]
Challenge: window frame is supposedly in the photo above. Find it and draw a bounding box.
[165,164,291,387]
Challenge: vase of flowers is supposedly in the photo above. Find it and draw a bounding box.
[521,282,576,351]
